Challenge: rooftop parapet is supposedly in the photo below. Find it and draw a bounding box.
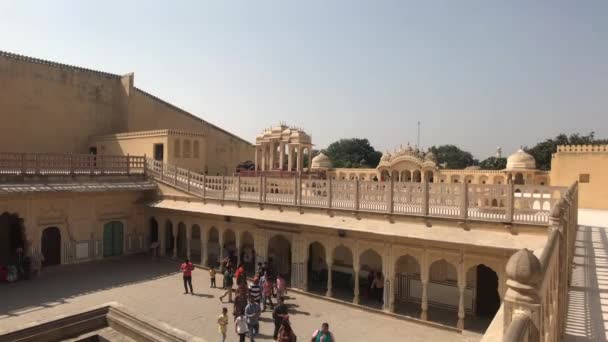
[556,144,608,153]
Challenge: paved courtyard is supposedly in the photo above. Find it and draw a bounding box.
[0,255,479,342]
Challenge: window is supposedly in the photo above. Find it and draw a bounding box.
[193,141,200,158]
[579,174,590,183]
[183,140,191,158]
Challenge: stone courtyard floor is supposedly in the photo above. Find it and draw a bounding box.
[0,255,480,342]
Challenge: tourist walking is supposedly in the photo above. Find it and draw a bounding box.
[277,318,297,342]
[373,272,385,303]
[249,278,261,304]
[233,291,248,322]
[180,258,194,294]
[234,313,249,342]
[245,296,261,341]
[220,268,234,303]
[272,297,289,340]
[311,323,335,342]
[217,307,229,342]
[235,262,247,287]
[210,267,217,288]
[263,274,274,310]
[276,274,287,298]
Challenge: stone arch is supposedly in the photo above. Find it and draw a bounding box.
[412,170,422,183]
[41,227,61,266]
[427,258,459,325]
[183,140,191,158]
[164,220,174,256]
[332,244,354,300]
[466,263,501,326]
[177,222,187,259]
[424,170,434,183]
[240,231,255,275]
[0,212,25,267]
[450,175,460,183]
[493,176,504,185]
[394,254,422,316]
[267,234,292,282]
[359,248,384,306]
[464,175,474,184]
[401,170,412,182]
[149,217,159,245]
[207,226,220,267]
[308,241,328,294]
[514,173,525,185]
[191,224,202,264]
[479,175,488,184]
[223,229,237,265]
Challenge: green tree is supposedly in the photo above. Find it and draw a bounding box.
[525,132,608,170]
[478,157,507,170]
[324,138,382,168]
[429,145,477,169]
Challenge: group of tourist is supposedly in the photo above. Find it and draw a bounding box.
[180,258,336,342]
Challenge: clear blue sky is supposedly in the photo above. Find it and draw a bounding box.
[1,1,606,158]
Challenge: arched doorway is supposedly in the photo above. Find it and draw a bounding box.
[165,221,174,256]
[177,222,187,259]
[241,231,255,275]
[394,255,421,317]
[470,264,500,319]
[41,227,61,266]
[223,229,237,266]
[359,249,383,307]
[514,173,525,185]
[307,241,327,295]
[332,245,354,301]
[207,227,219,268]
[428,259,459,326]
[191,225,202,264]
[149,218,159,245]
[103,221,124,258]
[0,212,25,266]
[267,235,291,283]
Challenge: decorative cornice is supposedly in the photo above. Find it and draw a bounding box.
[0,50,122,79]
[90,129,207,141]
[557,144,608,153]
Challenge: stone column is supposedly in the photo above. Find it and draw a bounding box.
[254,148,259,171]
[186,228,192,261]
[420,262,429,321]
[261,145,267,172]
[201,239,208,266]
[172,225,178,260]
[287,145,293,171]
[269,142,275,170]
[326,255,333,297]
[296,146,303,173]
[307,145,313,171]
[457,284,466,329]
[279,142,285,171]
[353,270,360,304]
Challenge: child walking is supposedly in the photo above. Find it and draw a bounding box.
[217,307,229,342]
[210,267,216,288]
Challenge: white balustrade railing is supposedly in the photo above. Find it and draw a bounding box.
[145,158,566,225]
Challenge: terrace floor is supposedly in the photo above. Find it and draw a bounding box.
[0,255,481,342]
[564,209,608,341]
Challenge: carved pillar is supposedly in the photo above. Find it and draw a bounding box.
[269,141,275,170]
[279,142,285,171]
[457,284,466,329]
[307,145,313,171]
[420,257,429,320]
[353,270,360,304]
[186,225,192,261]
[201,240,207,266]
[287,145,293,171]
[296,145,303,173]
[353,245,360,304]
[326,254,333,297]
[172,225,178,260]
[254,148,258,171]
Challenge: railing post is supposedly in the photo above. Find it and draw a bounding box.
[187,170,191,192]
[174,165,178,185]
[298,176,302,206]
[160,161,164,182]
[422,180,429,216]
[354,178,360,211]
[143,154,147,176]
[294,176,298,205]
[259,176,263,203]
[506,182,514,223]
[237,174,241,202]
[327,177,333,209]
[202,175,206,198]
[221,176,226,201]
[460,182,468,219]
[126,155,130,175]
[387,177,394,213]
[34,153,39,175]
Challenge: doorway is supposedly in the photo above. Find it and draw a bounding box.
[41,227,61,266]
[154,144,164,161]
[103,221,124,258]
[475,264,500,317]
[0,213,24,266]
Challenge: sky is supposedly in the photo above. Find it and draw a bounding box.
[1,1,607,159]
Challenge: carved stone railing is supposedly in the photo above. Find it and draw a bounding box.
[146,158,566,225]
[0,152,146,176]
[482,182,578,342]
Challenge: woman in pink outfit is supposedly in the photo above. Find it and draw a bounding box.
[276,274,286,299]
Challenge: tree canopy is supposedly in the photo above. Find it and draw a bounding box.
[524,132,608,170]
[324,138,382,168]
[429,145,478,169]
[478,157,507,170]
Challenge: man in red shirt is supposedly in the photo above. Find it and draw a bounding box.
[181,258,194,294]
[234,262,246,287]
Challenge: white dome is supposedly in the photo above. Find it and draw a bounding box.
[311,153,332,169]
[506,149,536,170]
